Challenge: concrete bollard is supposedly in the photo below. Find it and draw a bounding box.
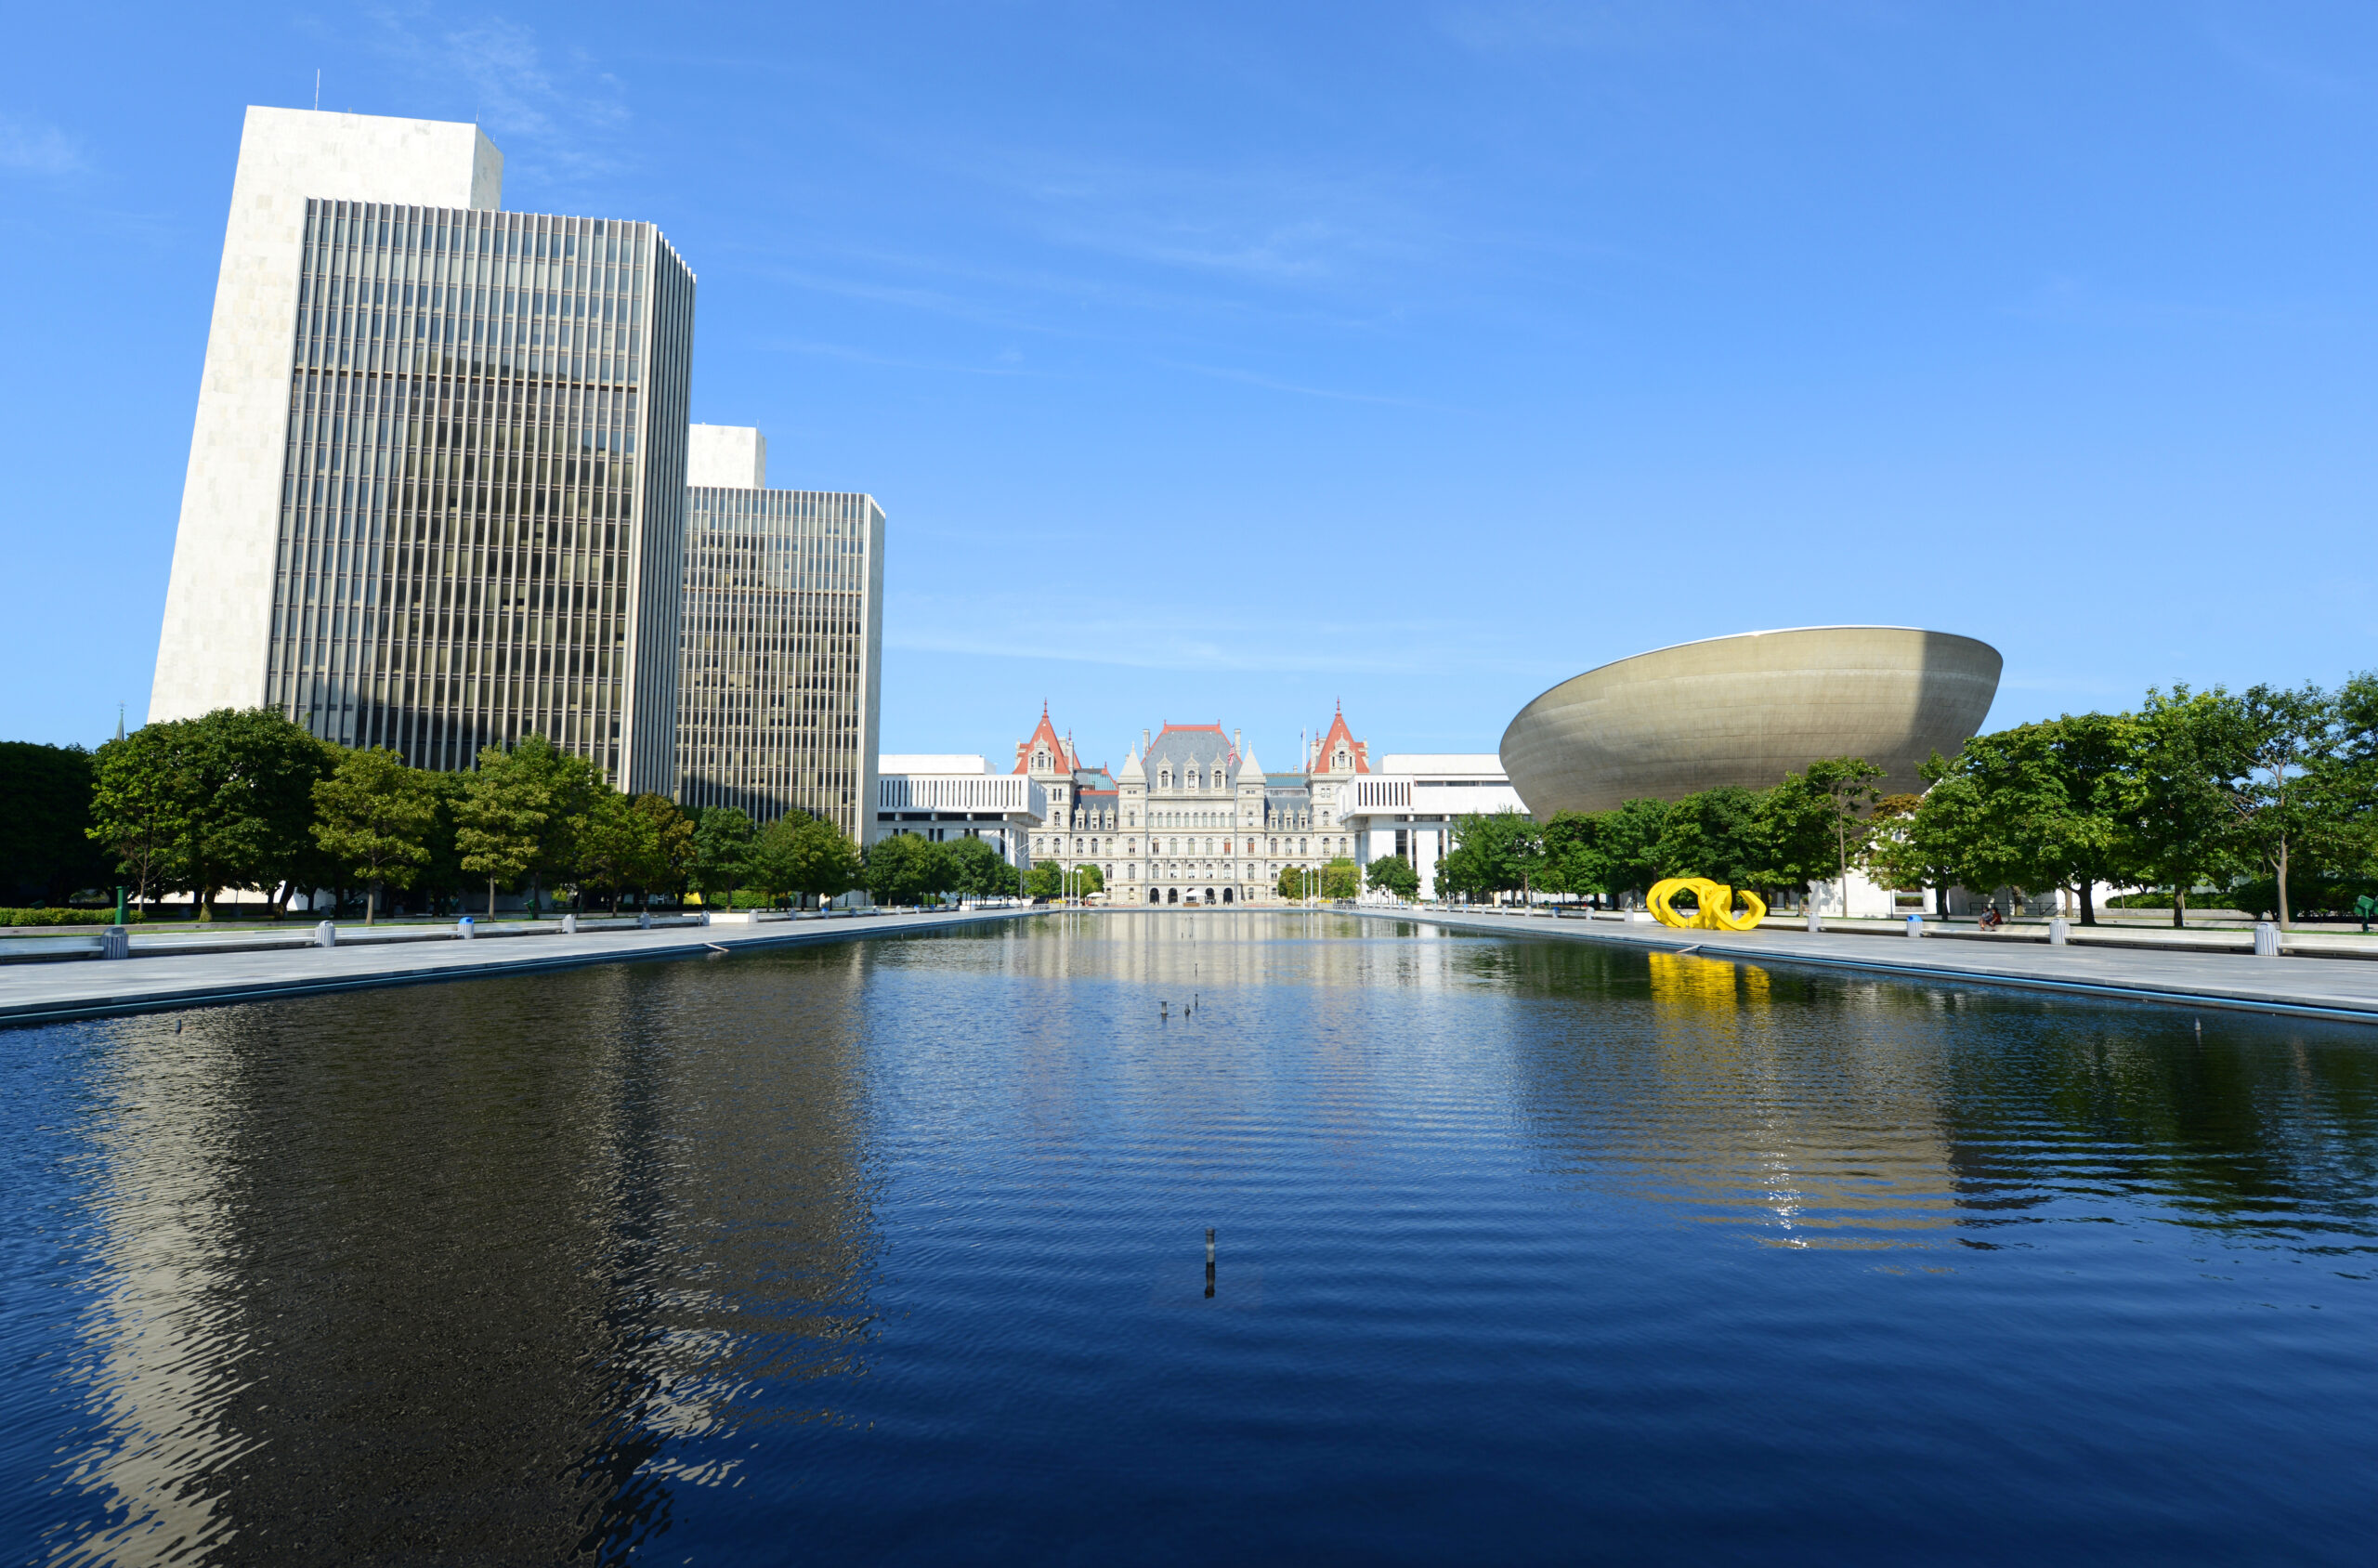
[314,921,336,949]
[99,925,130,960]
[2254,921,2280,957]
[561,913,577,934]
[1905,914,1924,939]
[458,916,476,940]
[2049,917,2070,946]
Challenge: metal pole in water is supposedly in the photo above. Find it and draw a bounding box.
[1205,1228,1216,1299]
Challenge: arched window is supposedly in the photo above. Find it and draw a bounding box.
[1167,887,1178,904]
[1222,887,1234,904]
[1160,769,1170,790]
[1149,889,1160,904]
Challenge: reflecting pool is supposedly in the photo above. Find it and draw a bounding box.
[8,913,2378,1563]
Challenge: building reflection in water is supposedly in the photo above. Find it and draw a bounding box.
[1501,931,2378,1258]
[45,948,880,1566]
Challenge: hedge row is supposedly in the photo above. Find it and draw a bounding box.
[0,908,142,927]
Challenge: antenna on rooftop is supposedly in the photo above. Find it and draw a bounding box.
[314,70,320,111]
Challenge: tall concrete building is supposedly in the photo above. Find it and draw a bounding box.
[152,107,697,791]
[674,427,883,840]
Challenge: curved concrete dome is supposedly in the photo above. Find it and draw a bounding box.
[1499,627,2002,816]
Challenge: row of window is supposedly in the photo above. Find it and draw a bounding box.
[1036,836,1348,859]
[673,490,882,839]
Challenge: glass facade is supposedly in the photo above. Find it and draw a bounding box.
[676,489,884,839]
[263,199,696,791]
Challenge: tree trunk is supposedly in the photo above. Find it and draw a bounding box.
[2276,838,2292,931]
[2080,881,2096,926]
[365,883,377,925]
[487,876,497,917]
[2173,889,2187,929]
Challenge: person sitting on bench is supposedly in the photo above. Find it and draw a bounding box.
[1978,905,2006,932]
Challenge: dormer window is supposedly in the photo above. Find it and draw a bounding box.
[1188,768,1201,791]
[1160,769,1171,790]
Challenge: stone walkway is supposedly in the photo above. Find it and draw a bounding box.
[1349,908,2378,1025]
[0,908,1037,1027]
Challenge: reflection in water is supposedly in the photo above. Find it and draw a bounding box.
[11,912,2378,1563]
[36,954,879,1564]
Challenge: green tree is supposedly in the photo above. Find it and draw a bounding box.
[1026,858,1102,899]
[1318,856,1361,900]
[1904,725,2122,922]
[2221,682,2337,930]
[1597,798,1675,904]
[88,722,196,912]
[309,747,437,924]
[415,771,470,915]
[1863,791,1949,912]
[636,794,698,908]
[1441,812,1542,904]
[1,742,109,906]
[509,736,601,913]
[574,785,657,912]
[690,807,756,904]
[1653,786,1773,891]
[783,815,864,907]
[2118,686,2241,928]
[1365,853,1420,901]
[1538,812,1610,905]
[1276,863,1320,902]
[454,743,549,916]
[944,835,1021,902]
[91,709,336,920]
[1762,757,1885,913]
[866,831,950,907]
[2039,712,2135,923]
[2326,673,2378,885]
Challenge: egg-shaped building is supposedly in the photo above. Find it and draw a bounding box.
[1498,627,2002,816]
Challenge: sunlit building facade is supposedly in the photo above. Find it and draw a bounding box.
[674,429,884,840]
[153,108,698,791]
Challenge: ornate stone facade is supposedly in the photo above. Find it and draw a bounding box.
[1017,705,1371,905]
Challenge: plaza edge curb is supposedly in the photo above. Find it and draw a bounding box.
[1348,908,2378,1026]
[0,908,1040,1028]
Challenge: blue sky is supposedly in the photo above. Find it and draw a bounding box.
[4,2,2372,769]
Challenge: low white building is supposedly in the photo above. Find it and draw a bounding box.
[1341,753,1531,899]
[872,753,1043,867]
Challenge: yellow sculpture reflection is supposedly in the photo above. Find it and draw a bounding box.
[1647,877,1768,932]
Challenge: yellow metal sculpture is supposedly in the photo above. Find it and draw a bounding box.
[1647,877,1769,932]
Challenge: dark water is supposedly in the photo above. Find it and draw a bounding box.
[7,913,2378,1565]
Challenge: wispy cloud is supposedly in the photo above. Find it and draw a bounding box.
[363,6,632,180]
[1436,1,1714,55]
[756,336,1043,378]
[1160,359,1453,410]
[0,117,88,177]
[887,601,1562,680]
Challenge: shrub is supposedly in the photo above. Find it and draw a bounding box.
[0,907,143,927]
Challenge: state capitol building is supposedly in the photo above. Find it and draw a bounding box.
[1018,706,1373,905]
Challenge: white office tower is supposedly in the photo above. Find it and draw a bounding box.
[675,427,884,841]
[152,107,697,791]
